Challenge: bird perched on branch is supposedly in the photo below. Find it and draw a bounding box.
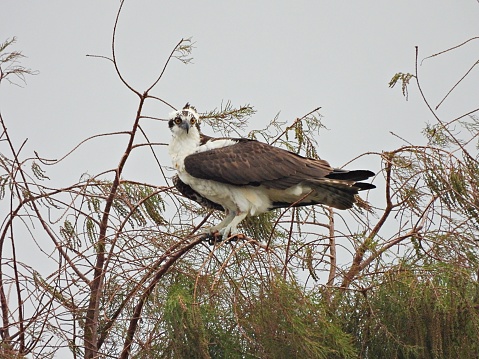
[168,103,375,241]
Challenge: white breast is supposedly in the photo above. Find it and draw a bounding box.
[169,135,270,216]
[168,132,199,172]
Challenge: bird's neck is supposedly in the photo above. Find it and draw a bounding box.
[168,130,201,171]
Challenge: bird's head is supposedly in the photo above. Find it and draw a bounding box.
[168,103,200,138]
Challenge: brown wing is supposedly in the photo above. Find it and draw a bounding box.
[183,139,334,189]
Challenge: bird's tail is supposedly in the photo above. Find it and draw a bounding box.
[306,169,376,210]
[326,169,375,183]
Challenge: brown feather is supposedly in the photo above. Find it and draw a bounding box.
[184,139,333,189]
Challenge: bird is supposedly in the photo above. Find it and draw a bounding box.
[168,103,375,241]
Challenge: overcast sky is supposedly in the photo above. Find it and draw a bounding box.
[1,1,478,199]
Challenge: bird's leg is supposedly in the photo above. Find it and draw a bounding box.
[219,212,248,241]
[203,209,235,236]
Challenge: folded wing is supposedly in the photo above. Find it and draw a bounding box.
[183,138,375,210]
[184,139,335,189]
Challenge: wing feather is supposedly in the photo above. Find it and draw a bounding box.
[184,139,333,188]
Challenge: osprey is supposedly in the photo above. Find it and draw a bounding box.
[169,104,375,240]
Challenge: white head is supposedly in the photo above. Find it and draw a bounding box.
[168,103,201,138]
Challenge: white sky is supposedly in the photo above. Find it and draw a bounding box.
[1,1,478,222]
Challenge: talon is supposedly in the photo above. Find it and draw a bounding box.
[204,230,225,245]
[213,231,222,242]
[235,233,245,241]
[225,232,246,243]
[199,233,210,241]
[202,230,246,245]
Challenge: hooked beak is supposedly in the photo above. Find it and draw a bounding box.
[180,121,190,134]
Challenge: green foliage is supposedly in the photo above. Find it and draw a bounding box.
[85,180,168,229]
[240,210,282,241]
[135,272,245,359]
[0,344,26,359]
[235,277,357,359]
[201,101,256,136]
[389,72,415,99]
[173,37,195,65]
[0,172,7,200]
[143,273,356,359]
[60,219,81,249]
[31,161,49,180]
[422,123,451,147]
[163,278,210,359]
[338,261,479,358]
[280,110,324,159]
[0,37,37,85]
[421,147,479,225]
[122,182,167,226]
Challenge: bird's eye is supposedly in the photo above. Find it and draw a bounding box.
[190,118,196,125]
[174,117,182,125]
